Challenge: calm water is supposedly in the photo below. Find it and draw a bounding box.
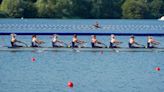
[0,19,164,92]
[0,19,164,33]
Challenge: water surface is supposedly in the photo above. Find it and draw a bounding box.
[0,19,164,92]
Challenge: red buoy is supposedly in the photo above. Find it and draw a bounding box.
[32,57,36,62]
[155,67,160,71]
[68,81,73,88]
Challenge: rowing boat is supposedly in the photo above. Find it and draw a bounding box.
[0,47,164,52]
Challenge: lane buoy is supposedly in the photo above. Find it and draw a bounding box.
[67,81,73,88]
[32,57,36,62]
[155,67,160,71]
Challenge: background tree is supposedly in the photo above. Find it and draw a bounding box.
[0,0,22,17]
[91,0,124,19]
[150,0,164,18]
[53,0,73,18]
[22,1,37,18]
[71,0,92,18]
[0,0,37,18]
[0,0,163,19]
[122,0,149,19]
[35,0,56,18]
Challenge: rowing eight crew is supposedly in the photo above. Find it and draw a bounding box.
[10,33,160,48]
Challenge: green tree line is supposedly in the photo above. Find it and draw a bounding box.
[0,0,163,19]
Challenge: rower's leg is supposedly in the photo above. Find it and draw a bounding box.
[91,42,95,48]
[52,42,54,47]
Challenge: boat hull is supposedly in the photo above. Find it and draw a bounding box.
[0,47,164,52]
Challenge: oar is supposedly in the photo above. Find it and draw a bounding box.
[62,42,69,47]
[115,41,123,45]
[153,42,160,45]
[113,42,123,48]
[77,41,87,48]
[93,25,101,29]
[36,40,45,47]
[135,42,145,48]
[67,41,87,48]
[58,40,70,47]
[151,42,160,48]
[17,40,28,47]
[98,42,107,48]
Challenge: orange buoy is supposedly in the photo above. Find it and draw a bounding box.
[155,67,160,71]
[68,81,73,88]
[32,57,36,62]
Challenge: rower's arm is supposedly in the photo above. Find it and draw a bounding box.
[96,40,102,44]
[36,40,45,44]
[78,40,85,43]
[15,40,23,43]
[133,41,139,45]
[153,41,160,45]
[114,40,121,44]
[58,40,64,43]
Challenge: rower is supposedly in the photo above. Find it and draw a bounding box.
[31,35,44,47]
[93,21,101,28]
[91,35,105,48]
[147,36,160,48]
[72,34,85,48]
[110,34,122,48]
[128,35,144,48]
[10,33,25,47]
[52,34,65,47]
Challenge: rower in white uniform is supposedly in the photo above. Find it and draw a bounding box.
[110,34,122,48]
[147,36,160,48]
[72,34,85,48]
[52,34,65,47]
[31,35,44,47]
[91,35,106,48]
[128,35,145,48]
[10,33,27,47]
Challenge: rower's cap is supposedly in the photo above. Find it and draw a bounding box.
[11,33,16,37]
[53,34,58,38]
[32,34,36,36]
[91,35,96,37]
[73,34,77,37]
[130,35,134,38]
[148,36,152,39]
[111,34,115,38]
